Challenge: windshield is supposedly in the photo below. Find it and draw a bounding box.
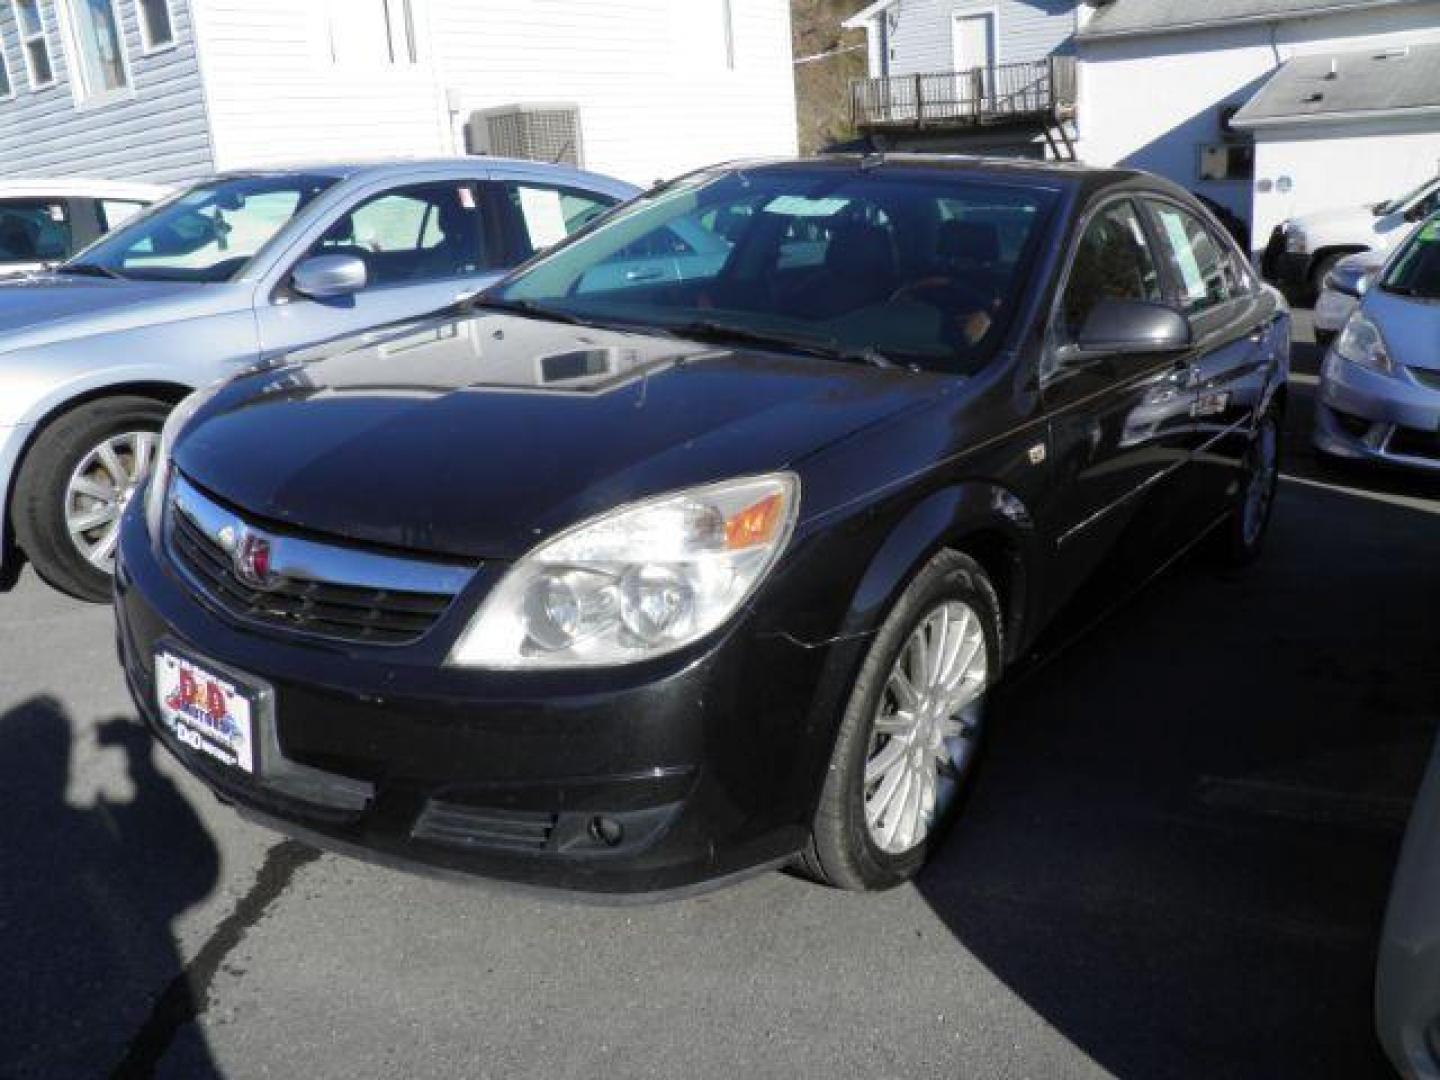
[1380,216,1440,299]
[71,174,337,283]
[1378,176,1439,215]
[491,166,1061,374]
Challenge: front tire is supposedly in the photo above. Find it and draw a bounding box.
[1212,412,1281,567]
[801,550,1001,891]
[12,396,168,602]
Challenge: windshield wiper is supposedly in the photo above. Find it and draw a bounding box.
[662,320,911,370]
[57,262,127,281]
[469,297,590,325]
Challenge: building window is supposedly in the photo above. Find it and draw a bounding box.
[62,0,130,102]
[0,37,13,97]
[328,0,416,65]
[13,0,55,89]
[1198,144,1254,183]
[721,0,735,69]
[138,0,175,52]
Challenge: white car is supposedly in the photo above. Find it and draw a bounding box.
[1261,175,1440,298]
[1313,250,1386,344]
[0,179,168,277]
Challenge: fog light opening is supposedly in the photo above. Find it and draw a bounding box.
[589,816,624,848]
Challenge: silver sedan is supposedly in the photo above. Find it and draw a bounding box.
[0,159,637,601]
[1314,215,1440,473]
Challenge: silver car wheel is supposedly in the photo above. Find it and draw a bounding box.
[1242,420,1278,547]
[864,599,988,855]
[64,430,157,571]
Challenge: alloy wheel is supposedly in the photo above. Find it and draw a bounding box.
[863,599,988,855]
[64,430,158,571]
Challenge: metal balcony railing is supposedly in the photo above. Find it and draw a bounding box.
[850,56,1077,130]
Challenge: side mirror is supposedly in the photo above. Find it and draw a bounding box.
[292,254,367,300]
[1325,262,1377,298]
[1074,298,1192,356]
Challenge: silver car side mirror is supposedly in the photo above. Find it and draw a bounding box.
[292,255,367,300]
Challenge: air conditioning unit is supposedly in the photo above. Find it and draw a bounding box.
[465,104,584,167]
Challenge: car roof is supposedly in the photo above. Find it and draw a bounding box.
[710,154,1162,199]
[0,178,171,200]
[210,156,639,193]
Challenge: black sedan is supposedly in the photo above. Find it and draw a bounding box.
[114,156,1289,897]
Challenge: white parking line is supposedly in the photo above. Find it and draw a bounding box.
[1281,472,1440,514]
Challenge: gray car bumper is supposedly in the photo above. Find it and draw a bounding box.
[1313,349,1440,471]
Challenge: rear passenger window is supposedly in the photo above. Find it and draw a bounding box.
[500,183,617,260]
[99,199,146,231]
[1060,200,1163,341]
[1149,203,1236,313]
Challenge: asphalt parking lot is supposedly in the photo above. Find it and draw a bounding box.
[2,313,1438,1080]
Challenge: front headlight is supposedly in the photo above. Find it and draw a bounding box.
[1334,312,1394,375]
[143,382,225,538]
[449,473,800,669]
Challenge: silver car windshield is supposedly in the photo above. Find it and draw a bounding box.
[1380,217,1440,300]
[493,168,1060,374]
[66,174,336,284]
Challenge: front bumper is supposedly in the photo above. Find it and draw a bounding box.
[0,423,33,577]
[114,505,837,897]
[1313,349,1440,472]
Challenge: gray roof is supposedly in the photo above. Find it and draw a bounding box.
[1079,0,1425,41]
[1232,41,1440,128]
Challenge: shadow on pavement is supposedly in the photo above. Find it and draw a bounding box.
[0,699,223,1080]
[916,437,1440,1077]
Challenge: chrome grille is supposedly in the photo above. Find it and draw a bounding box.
[166,476,471,646]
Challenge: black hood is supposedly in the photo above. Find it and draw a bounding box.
[175,313,940,560]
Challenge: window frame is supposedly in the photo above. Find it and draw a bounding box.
[326,0,416,66]
[289,179,499,296]
[0,196,75,265]
[13,0,56,90]
[495,180,621,264]
[0,26,14,98]
[1048,192,1168,352]
[137,0,176,55]
[1141,195,1252,317]
[57,0,134,106]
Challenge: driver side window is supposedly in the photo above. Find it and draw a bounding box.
[1060,200,1163,342]
[307,182,489,289]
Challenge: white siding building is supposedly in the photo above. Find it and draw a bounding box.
[0,0,799,188]
[1076,0,1440,252]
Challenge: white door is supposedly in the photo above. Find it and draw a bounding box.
[952,13,996,110]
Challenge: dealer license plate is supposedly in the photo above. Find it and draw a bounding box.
[154,651,257,774]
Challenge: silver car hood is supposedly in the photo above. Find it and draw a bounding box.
[0,274,242,356]
[1365,288,1440,373]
